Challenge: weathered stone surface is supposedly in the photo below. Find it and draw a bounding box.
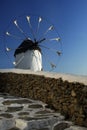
[0,93,86,130]
[29,104,43,108]
[53,122,70,130]
[0,93,65,130]
[0,72,87,127]
[6,106,23,112]
[3,99,32,105]
[0,118,15,130]
[0,113,13,118]
[64,126,87,130]
[8,127,20,130]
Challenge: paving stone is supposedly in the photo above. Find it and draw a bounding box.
[18,112,29,116]
[3,99,32,105]
[6,106,23,112]
[36,110,52,114]
[64,126,87,130]
[0,93,87,130]
[29,104,43,109]
[53,122,71,130]
[0,118,15,130]
[37,128,50,130]
[7,127,20,130]
[0,113,13,118]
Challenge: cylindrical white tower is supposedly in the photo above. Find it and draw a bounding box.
[14,39,42,71]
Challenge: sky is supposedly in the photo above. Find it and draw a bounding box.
[0,0,87,75]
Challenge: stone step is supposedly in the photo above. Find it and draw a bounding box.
[0,93,86,130]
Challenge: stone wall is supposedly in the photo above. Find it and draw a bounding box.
[0,72,87,127]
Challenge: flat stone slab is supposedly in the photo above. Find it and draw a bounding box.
[0,93,86,130]
[65,126,87,130]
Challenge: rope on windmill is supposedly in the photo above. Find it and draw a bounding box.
[13,55,25,67]
[6,31,23,40]
[13,20,28,38]
[39,44,62,56]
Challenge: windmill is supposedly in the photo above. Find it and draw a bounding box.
[4,14,62,71]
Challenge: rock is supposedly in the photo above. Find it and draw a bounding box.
[29,104,43,108]
[71,90,76,97]
[7,127,20,130]
[15,119,28,129]
[0,118,15,130]
[53,121,72,130]
[64,125,87,130]
[0,113,13,118]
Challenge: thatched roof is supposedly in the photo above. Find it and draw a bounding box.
[14,39,41,57]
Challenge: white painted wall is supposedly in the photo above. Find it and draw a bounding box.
[14,50,42,71]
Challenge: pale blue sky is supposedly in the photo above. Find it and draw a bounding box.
[0,0,87,75]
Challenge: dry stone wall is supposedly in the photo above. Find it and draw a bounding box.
[0,72,87,127]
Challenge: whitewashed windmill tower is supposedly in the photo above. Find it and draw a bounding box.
[14,38,43,71]
[5,15,62,71]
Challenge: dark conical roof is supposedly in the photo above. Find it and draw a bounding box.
[14,39,41,57]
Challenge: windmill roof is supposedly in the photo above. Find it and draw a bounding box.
[14,39,41,57]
